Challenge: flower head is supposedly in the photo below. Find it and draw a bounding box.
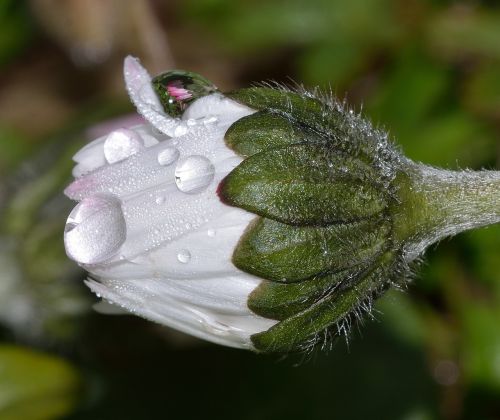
[64,56,500,353]
[64,57,276,349]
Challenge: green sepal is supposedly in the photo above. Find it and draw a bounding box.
[220,144,388,225]
[251,252,395,353]
[248,269,355,321]
[225,111,320,157]
[234,217,390,282]
[227,88,328,131]
[227,87,399,174]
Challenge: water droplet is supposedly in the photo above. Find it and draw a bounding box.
[177,249,191,264]
[203,116,218,125]
[157,147,179,166]
[174,155,215,194]
[207,229,216,237]
[155,195,166,205]
[103,128,144,164]
[151,70,218,117]
[64,195,126,264]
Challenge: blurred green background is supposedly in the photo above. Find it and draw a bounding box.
[0,0,499,419]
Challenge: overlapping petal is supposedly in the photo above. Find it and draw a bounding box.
[64,57,276,349]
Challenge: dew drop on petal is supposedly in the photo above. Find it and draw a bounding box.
[174,155,215,194]
[64,195,126,264]
[157,147,179,166]
[177,249,191,264]
[207,229,216,237]
[103,128,144,164]
[155,195,166,205]
[152,70,218,117]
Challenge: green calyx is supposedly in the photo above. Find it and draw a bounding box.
[222,85,500,353]
[221,86,405,353]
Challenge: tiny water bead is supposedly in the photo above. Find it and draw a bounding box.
[177,249,191,264]
[207,229,216,237]
[174,155,215,194]
[155,195,166,205]
[152,70,218,118]
[157,147,179,166]
[104,128,144,164]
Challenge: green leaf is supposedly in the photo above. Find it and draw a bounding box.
[234,217,390,282]
[220,144,388,225]
[0,345,81,420]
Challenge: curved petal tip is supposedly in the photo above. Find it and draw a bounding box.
[123,56,187,137]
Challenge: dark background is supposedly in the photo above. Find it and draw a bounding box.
[0,1,499,419]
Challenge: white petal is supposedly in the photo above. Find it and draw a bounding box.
[65,122,236,201]
[85,207,255,278]
[72,137,107,177]
[72,125,162,177]
[182,93,254,125]
[124,56,188,137]
[86,276,276,349]
[85,114,144,139]
[64,59,274,350]
[123,57,254,138]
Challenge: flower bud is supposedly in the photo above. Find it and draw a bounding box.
[215,87,401,352]
[64,57,500,353]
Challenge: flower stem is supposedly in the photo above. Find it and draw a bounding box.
[393,162,500,260]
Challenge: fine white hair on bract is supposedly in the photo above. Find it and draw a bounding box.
[63,56,277,349]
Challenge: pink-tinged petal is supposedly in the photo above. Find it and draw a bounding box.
[86,114,145,139]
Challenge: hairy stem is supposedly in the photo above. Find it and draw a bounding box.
[393,162,500,261]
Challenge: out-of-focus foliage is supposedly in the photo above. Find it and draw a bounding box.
[0,0,499,419]
[0,345,80,420]
[0,1,33,66]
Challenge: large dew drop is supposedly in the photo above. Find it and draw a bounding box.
[64,195,126,264]
[174,155,215,194]
[104,128,144,164]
